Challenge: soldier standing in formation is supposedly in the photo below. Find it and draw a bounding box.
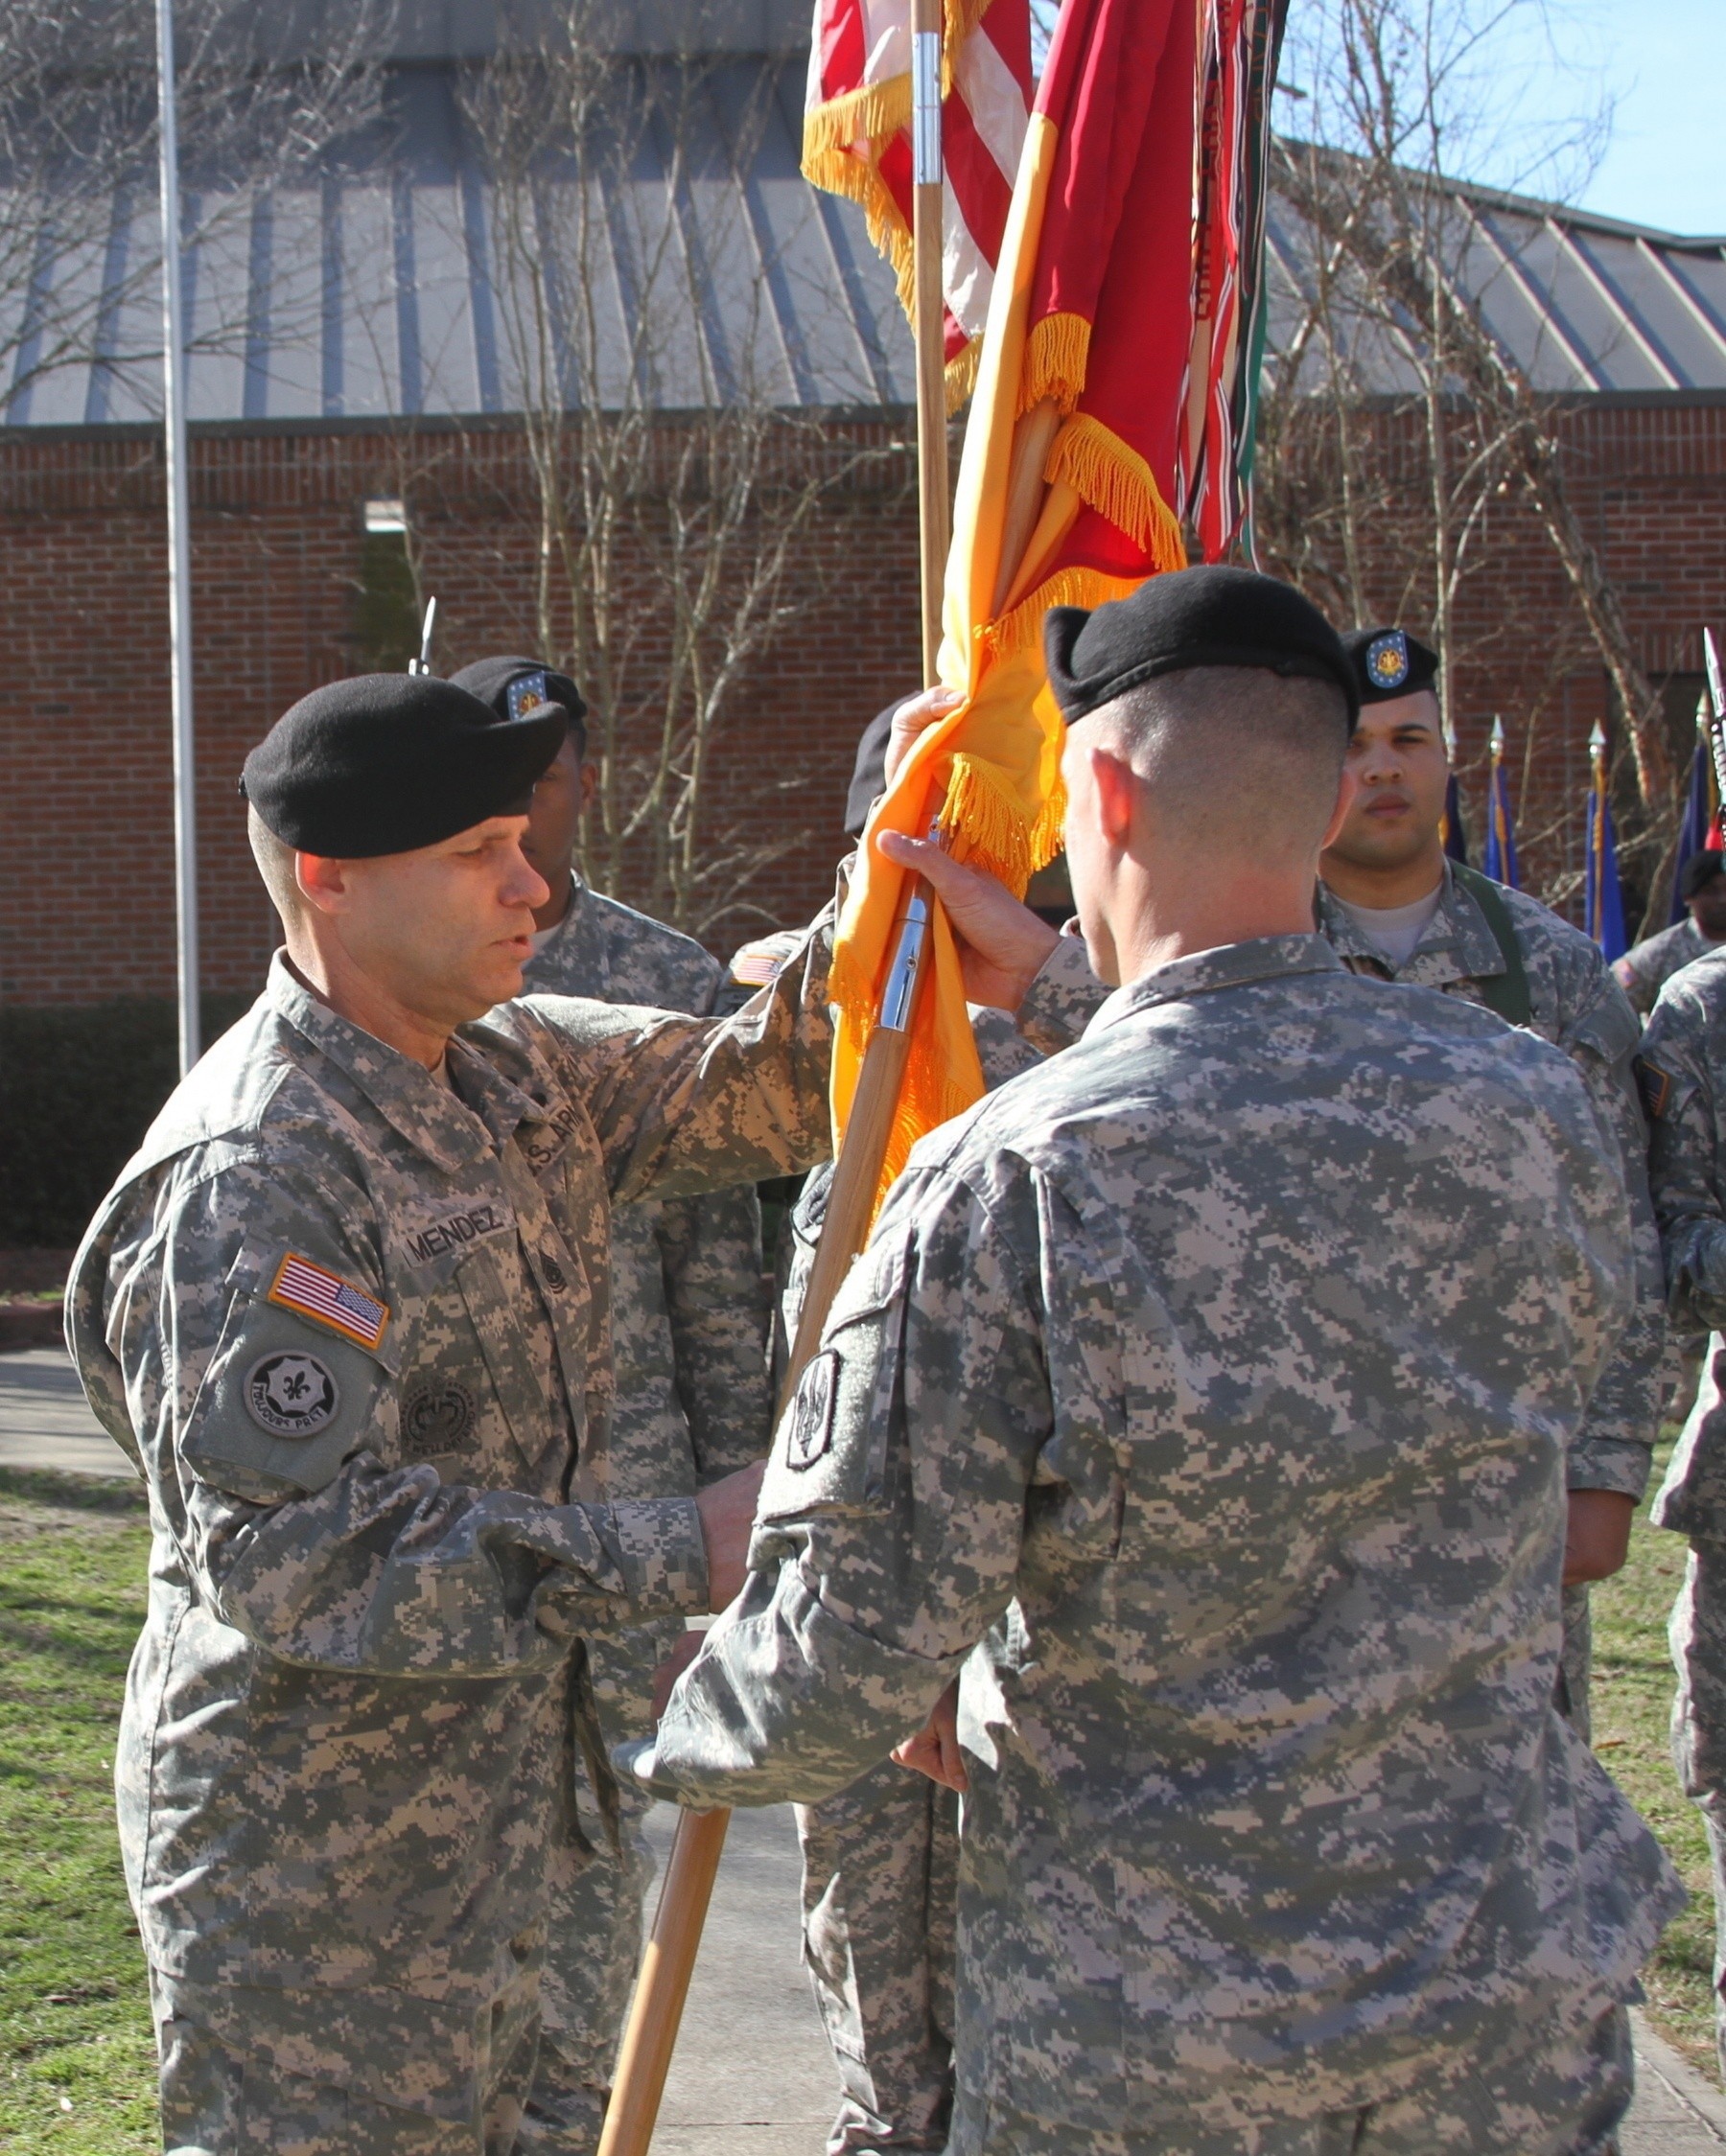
[447,656,774,2151]
[1616,851,1726,1018]
[64,669,1060,2153]
[631,567,1680,2154]
[1635,950,1726,2075]
[1311,626,1664,1734]
[770,702,1107,2156]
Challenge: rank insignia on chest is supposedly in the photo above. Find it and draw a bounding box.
[268,1253,391,1350]
[507,670,549,720]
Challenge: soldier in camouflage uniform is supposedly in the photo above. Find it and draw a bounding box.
[734,706,1108,2156]
[1315,627,1663,1739]
[67,670,1055,2155]
[630,569,1680,2155]
[451,658,771,2152]
[777,946,1106,2156]
[1634,948,1726,2074]
[1614,852,1726,1018]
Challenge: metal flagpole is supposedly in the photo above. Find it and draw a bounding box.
[595,10,951,2152]
[156,0,199,1073]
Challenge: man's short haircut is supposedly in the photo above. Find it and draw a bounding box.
[247,805,303,926]
[1086,664,1350,858]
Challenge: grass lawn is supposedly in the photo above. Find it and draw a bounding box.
[0,1467,156,2151]
[0,1443,1720,2144]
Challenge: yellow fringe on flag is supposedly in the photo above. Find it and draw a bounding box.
[1028,763,1067,871]
[937,751,1038,894]
[1044,412,1187,563]
[803,0,1015,417]
[982,564,1155,665]
[945,336,983,412]
[1018,311,1091,415]
[802,85,918,326]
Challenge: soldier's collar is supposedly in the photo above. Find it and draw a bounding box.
[267,954,498,1172]
[1430,863,1511,979]
[1092,933,1343,1031]
[1316,863,1504,982]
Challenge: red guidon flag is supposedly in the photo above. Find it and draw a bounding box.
[803,0,1034,406]
[829,0,1288,1201]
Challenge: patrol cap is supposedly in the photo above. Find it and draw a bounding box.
[1044,565,1358,730]
[1341,625,1440,707]
[240,673,568,857]
[844,698,913,838]
[1682,851,1726,899]
[450,655,588,751]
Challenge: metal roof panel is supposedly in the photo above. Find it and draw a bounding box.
[6,77,1724,429]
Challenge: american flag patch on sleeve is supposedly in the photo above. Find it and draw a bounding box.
[267,1254,391,1351]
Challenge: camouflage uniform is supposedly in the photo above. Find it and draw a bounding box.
[1615,916,1721,1019]
[1636,949,1726,2074]
[517,876,770,2153]
[1317,866,1665,1736]
[630,935,1681,2154]
[65,937,834,2156]
[781,937,1108,2156]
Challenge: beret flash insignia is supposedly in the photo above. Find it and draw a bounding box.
[506,669,550,720]
[1365,631,1411,690]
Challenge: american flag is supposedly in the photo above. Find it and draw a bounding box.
[268,1254,390,1351]
[803,0,1033,406]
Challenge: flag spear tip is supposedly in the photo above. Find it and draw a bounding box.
[1589,719,1607,755]
[1489,715,1505,755]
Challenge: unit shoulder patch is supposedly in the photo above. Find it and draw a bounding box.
[267,1253,390,1350]
[786,1351,839,1471]
[1634,1055,1673,1121]
[245,1350,340,1438]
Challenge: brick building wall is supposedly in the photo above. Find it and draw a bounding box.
[0,417,920,1007]
[2,391,1724,1010]
[1259,393,1726,923]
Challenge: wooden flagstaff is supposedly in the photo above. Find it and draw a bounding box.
[594,8,953,2153]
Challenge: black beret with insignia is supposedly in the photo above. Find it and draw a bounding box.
[1044,565,1358,730]
[240,674,568,857]
[1341,625,1440,707]
[449,655,588,751]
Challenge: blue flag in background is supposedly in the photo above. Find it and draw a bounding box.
[1586,780,1628,962]
[1484,758,1518,888]
[1670,735,1717,925]
[1441,774,1467,865]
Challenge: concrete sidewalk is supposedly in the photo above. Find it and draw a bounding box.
[6,1343,1726,2151]
[0,1344,132,1476]
[644,1804,837,2155]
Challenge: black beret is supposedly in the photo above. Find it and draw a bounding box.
[1341,626,1440,706]
[450,655,588,746]
[1044,565,1358,730]
[1682,851,1726,899]
[240,674,567,857]
[845,698,913,838]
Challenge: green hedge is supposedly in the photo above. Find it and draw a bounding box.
[0,995,254,1247]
